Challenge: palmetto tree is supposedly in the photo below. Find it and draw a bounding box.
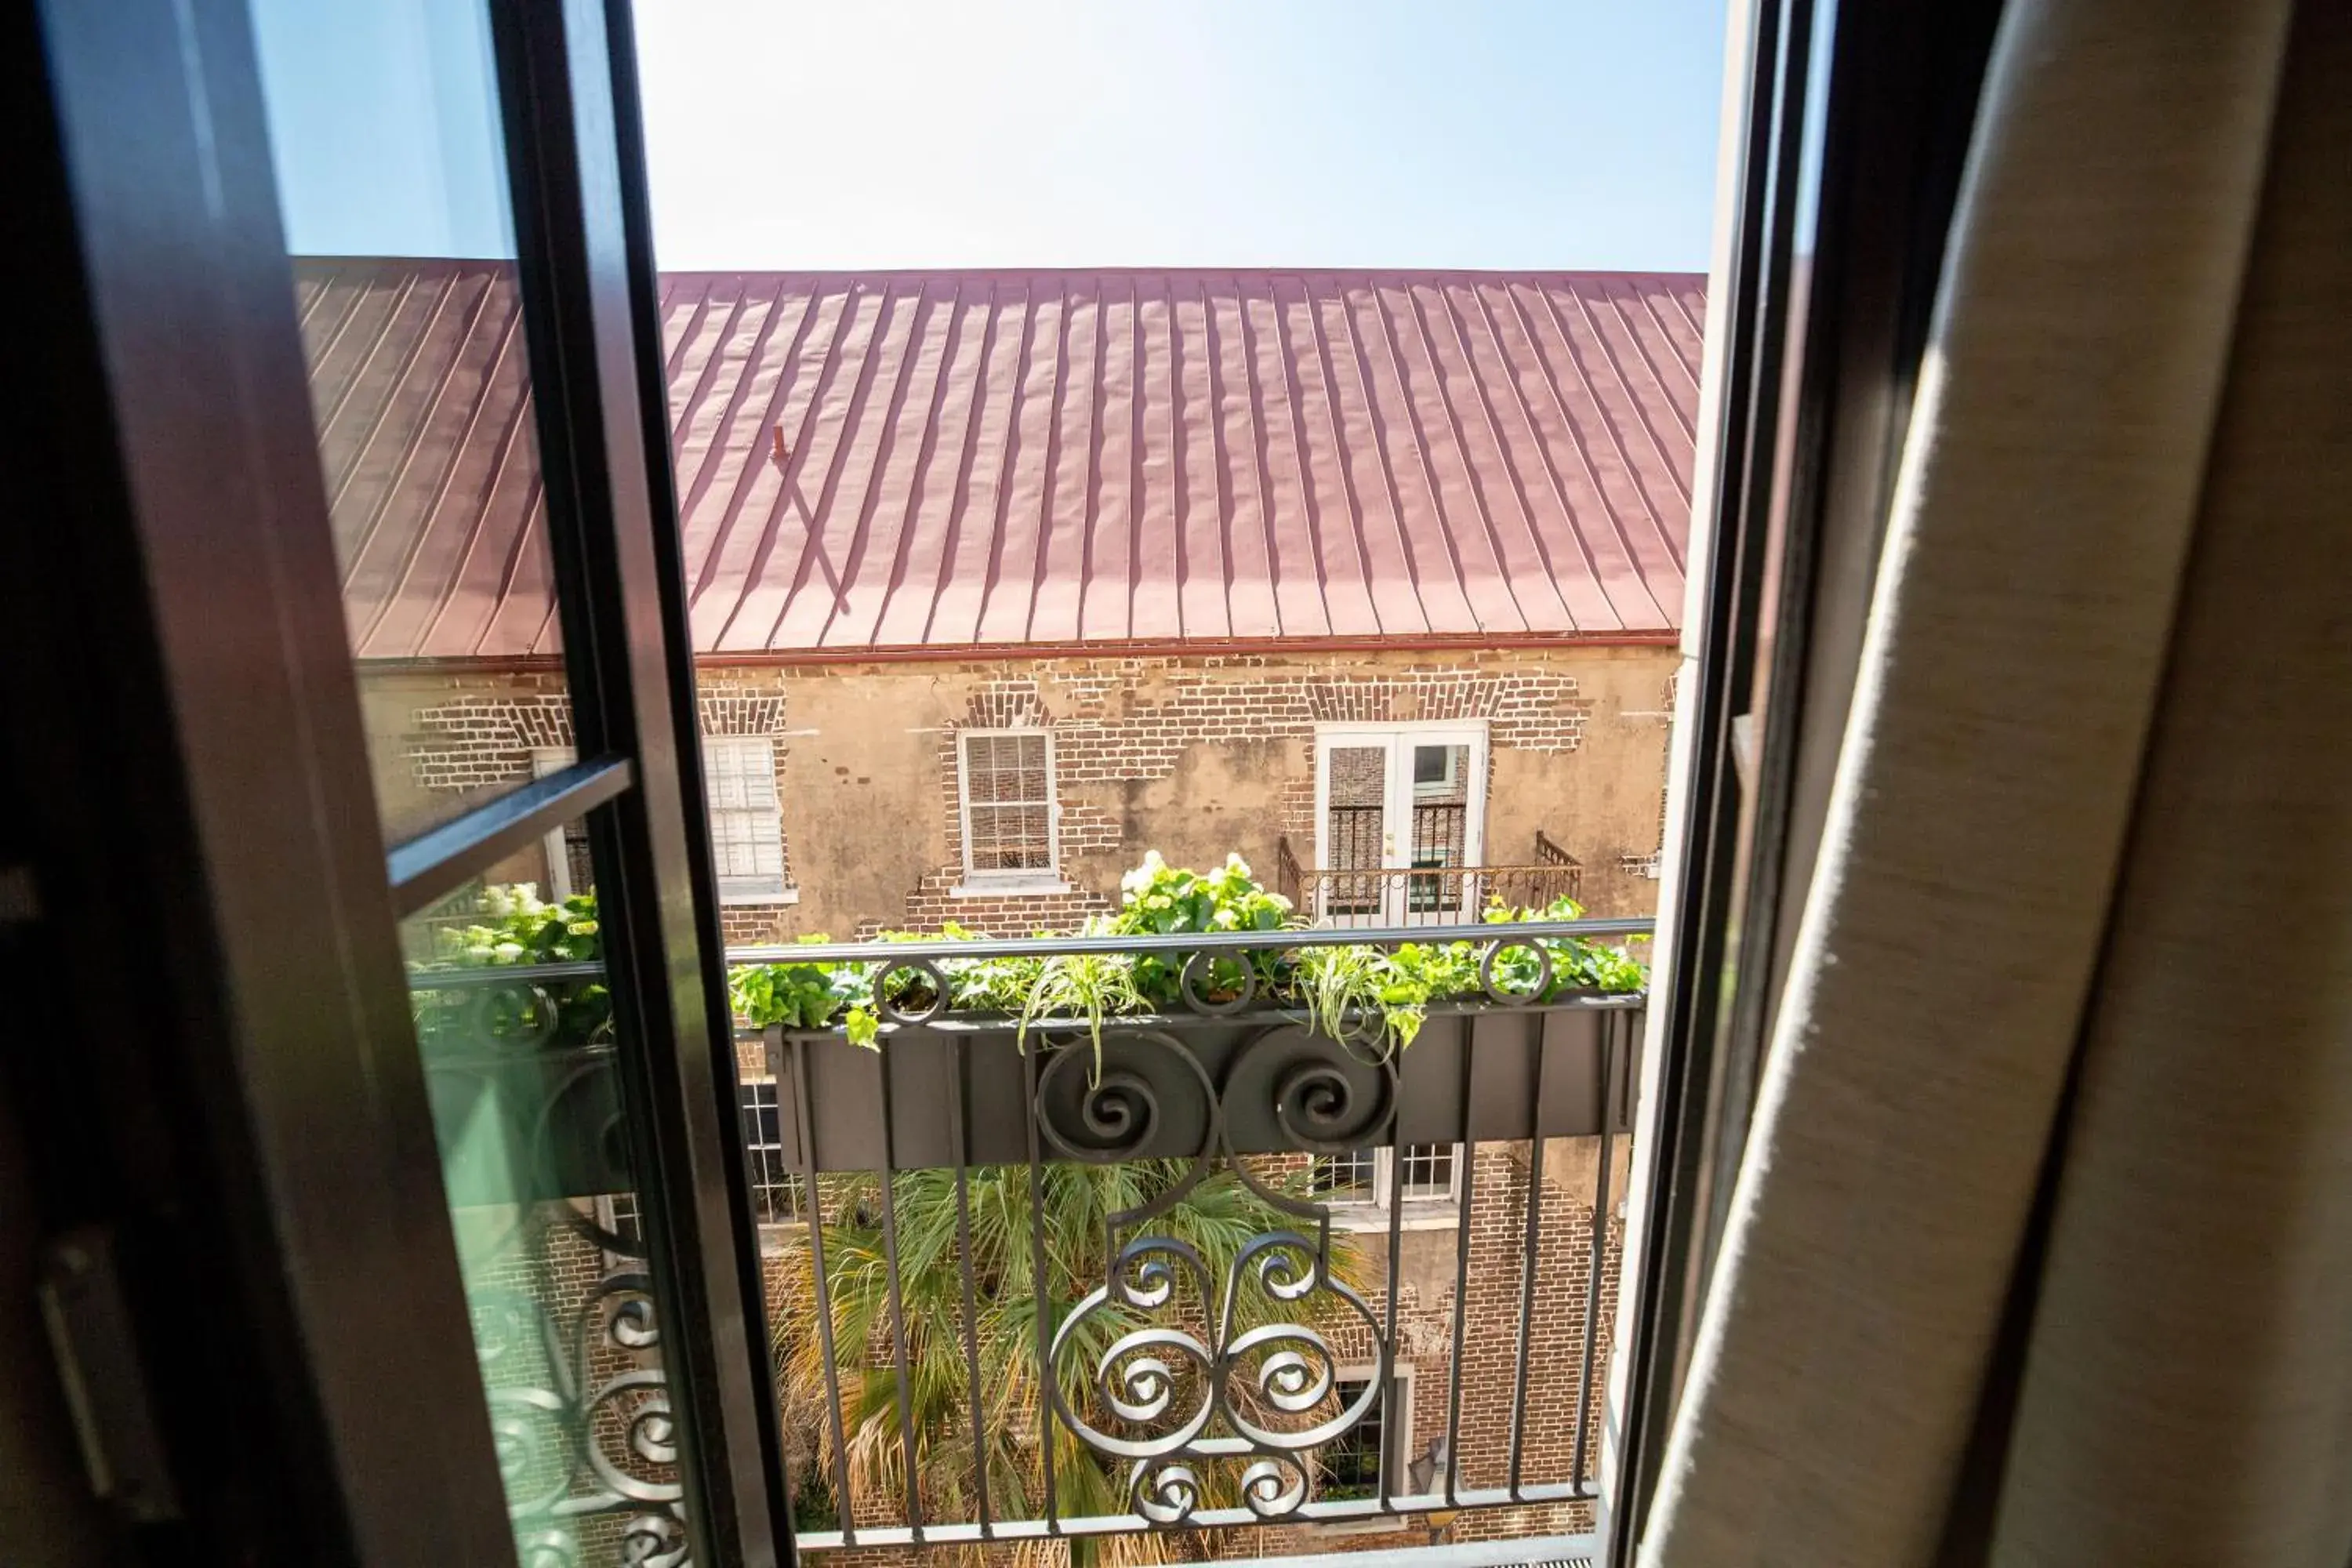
[773,1159,1370,1568]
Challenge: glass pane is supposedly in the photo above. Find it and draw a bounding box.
[1406,745,1472,918]
[247,0,579,844]
[1323,743,1388,871]
[406,861,691,1564]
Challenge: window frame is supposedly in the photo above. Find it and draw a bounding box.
[1316,1363,1414,1516]
[1311,1147,1381,1207]
[531,747,586,900]
[702,734,794,905]
[1410,741,1462,799]
[1318,1143,1464,1229]
[953,726,1065,892]
[1380,1142,1463,1208]
[737,1079,802,1228]
[1311,722,1489,924]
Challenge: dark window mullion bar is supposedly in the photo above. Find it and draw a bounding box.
[1381,1131,1404,1514]
[950,1041,993,1538]
[874,1058,924,1537]
[792,1038,858,1545]
[488,2,786,1559]
[1025,1044,1059,1534]
[385,756,633,914]
[1508,1009,1548,1497]
[1572,1011,1615,1494]
[1443,1034,1477,1509]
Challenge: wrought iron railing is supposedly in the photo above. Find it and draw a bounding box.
[732,918,1646,1552]
[409,915,1648,1563]
[1276,847,1585,927]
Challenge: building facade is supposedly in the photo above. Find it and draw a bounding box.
[363,643,1674,941]
[311,260,1700,937]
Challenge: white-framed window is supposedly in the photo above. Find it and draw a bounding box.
[739,1080,804,1224]
[1317,1363,1414,1510]
[1389,1142,1461,1204]
[1411,742,1462,799]
[1310,1149,1380,1205]
[705,735,791,902]
[1312,722,1488,926]
[588,1191,643,1274]
[1310,1144,1463,1216]
[956,728,1060,887]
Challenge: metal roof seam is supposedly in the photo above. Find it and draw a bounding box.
[295,262,1700,658]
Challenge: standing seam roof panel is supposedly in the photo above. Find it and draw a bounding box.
[299,261,1703,658]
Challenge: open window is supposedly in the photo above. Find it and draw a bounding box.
[1314,724,1490,925]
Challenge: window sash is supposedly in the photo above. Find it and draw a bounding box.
[739,1082,801,1223]
[1392,1142,1459,1203]
[1312,1149,1379,1204]
[959,729,1056,877]
[703,737,787,898]
[1313,1145,1458,1209]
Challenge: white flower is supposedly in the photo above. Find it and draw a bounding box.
[492,942,526,963]
[1225,853,1250,876]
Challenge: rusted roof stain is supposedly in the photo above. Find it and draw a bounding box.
[299,260,1704,659]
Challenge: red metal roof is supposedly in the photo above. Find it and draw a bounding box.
[299,261,1704,660]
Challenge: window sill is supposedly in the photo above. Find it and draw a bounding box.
[719,887,800,906]
[1330,1205,1461,1232]
[949,878,1072,898]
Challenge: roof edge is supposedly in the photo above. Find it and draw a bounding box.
[653,264,1707,284]
[358,630,1678,675]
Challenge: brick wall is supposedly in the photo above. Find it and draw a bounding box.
[376,642,1673,942]
[848,649,1631,937]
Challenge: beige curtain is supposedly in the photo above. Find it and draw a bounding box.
[1639,1,2351,1565]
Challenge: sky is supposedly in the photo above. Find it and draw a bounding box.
[634,0,1730,271]
[250,0,1730,274]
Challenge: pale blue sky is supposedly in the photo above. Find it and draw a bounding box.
[254,0,1730,273]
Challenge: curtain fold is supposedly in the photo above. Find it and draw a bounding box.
[1639,0,2347,1563]
[1984,3,2352,1559]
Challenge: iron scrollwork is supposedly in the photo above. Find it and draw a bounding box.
[1036,1022,1395,1525]
[416,967,690,1566]
[467,1205,690,1567]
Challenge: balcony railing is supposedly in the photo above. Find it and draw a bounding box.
[1276,833,1585,927]
[411,914,1648,1565]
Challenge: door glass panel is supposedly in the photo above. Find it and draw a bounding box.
[1406,743,1472,919]
[406,850,689,1564]
[1323,742,1389,916]
[246,0,580,844]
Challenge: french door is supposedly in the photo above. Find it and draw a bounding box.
[7,1,782,1564]
[1312,725,1489,927]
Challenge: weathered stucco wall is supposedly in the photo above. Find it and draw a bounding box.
[361,641,1675,941]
